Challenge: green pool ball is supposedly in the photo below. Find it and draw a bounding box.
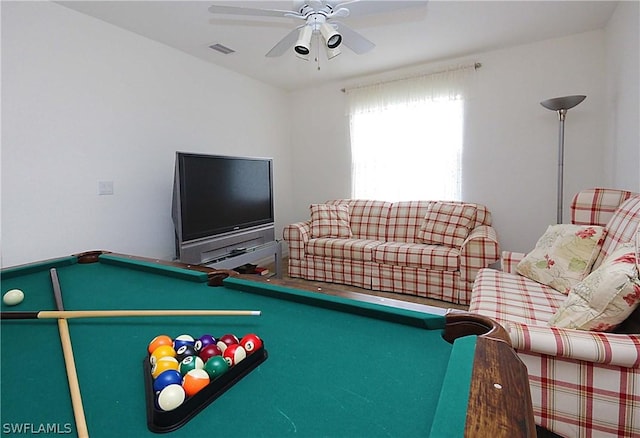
[179,355,204,375]
[203,355,229,379]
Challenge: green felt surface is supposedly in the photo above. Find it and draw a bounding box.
[1,255,474,437]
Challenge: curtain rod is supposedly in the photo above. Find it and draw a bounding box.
[341,62,482,93]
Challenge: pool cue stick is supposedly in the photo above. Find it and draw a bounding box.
[50,268,90,438]
[2,309,262,319]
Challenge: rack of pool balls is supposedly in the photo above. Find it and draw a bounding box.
[144,332,267,432]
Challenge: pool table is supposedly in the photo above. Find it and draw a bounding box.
[1,251,535,437]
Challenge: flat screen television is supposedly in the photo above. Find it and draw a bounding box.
[172,152,275,264]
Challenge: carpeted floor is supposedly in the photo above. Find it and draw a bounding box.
[238,257,468,312]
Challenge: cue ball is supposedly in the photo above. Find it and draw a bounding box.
[3,289,24,306]
[157,384,185,411]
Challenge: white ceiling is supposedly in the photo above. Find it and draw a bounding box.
[57,1,618,91]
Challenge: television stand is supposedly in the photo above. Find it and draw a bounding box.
[203,240,282,278]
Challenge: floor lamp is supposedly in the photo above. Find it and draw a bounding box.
[540,95,586,224]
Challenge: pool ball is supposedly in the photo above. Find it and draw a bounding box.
[147,335,173,355]
[199,344,222,362]
[223,344,246,367]
[173,334,195,351]
[216,334,239,352]
[153,369,182,393]
[194,334,216,352]
[151,356,179,379]
[182,369,210,397]
[203,355,228,379]
[179,355,204,375]
[150,345,176,365]
[240,334,263,354]
[175,344,197,362]
[3,289,24,306]
[157,384,185,411]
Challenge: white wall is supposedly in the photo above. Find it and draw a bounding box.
[604,0,640,192]
[1,2,293,267]
[289,29,615,254]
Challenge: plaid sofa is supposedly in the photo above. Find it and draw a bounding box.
[283,200,499,305]
[470,188,640,437]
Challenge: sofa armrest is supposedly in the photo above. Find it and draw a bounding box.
[459,225,500,283]
[283,221,311,260]
[501,251,526,274]
[506,321,640,368]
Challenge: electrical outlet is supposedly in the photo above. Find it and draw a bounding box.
[98,181,114,195]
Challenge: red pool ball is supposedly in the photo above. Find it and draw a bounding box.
[223,344,246,367]
[199,344,222,362]
[240,334,263,354]
[216,334,239,353]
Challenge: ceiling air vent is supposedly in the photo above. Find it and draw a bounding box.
[209,43,235,55]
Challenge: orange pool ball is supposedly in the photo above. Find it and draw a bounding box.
[148,335,173,355]
[182,369,210,397]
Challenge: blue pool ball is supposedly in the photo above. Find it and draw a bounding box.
[194,334,216,352]
[153,370,182,393]
[173,334,195,351]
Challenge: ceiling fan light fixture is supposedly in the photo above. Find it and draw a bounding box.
[320,22,342,49]
[326,45,341,59]
[294,25,313,55]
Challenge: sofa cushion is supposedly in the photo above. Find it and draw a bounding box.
[516,224,606,294]
[373,242,459,270]
[417,202,476,248]
[325,200,391,241]
[305,238,382,262]
[310,204,352,238]
[469,268,565,326]
[548,243,640,331]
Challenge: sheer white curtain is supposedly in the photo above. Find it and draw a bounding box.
[347,64,476,202]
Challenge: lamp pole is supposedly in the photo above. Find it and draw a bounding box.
[540,95,586,224]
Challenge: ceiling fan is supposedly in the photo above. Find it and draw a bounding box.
[208,1,420,61]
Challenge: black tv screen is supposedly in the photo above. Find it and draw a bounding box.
[173,152,274,242]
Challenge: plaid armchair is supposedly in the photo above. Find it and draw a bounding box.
[470,188,640,437]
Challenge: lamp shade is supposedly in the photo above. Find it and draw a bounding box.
[540,95,586,111]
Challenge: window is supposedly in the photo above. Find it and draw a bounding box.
[347,65,475,202]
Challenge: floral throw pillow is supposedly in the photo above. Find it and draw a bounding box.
[516,224,606,294]
[548,243,640,331]
[309,204,352,238]
[417,202,476,248]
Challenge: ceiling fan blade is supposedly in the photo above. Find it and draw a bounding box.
[327,7,350,19]
[334,22,375,54]
[265,26,303,57]
[333,1,427,18]
[208,4,302,19]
